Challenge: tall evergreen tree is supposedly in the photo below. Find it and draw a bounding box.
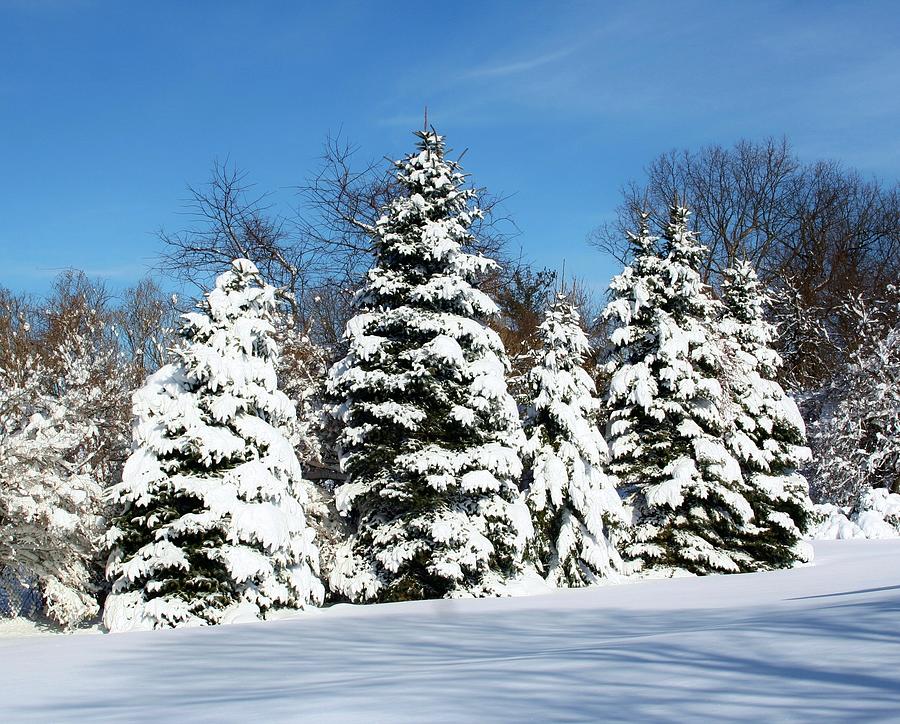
[719,261,813,567]
[104,259,323,630]
[522,295,628,586]
[327,129,531,603]
[603,207,754,575]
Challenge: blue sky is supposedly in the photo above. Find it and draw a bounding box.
[2,0,899,297]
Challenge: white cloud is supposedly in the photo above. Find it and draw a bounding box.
[462,47,577,79]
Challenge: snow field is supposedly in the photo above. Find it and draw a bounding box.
[1,540,898,722]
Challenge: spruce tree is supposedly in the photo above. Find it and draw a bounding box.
[104,259,323,630]
[719,261,813,568]
[603,207,754,575]
[327,129,531,603]
[522,295,628,586]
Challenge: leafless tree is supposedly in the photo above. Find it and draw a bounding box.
[1,273,135,483]
[114,277,179,376]
[158,161,323,327]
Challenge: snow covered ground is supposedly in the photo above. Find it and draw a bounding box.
[1,540,898,722]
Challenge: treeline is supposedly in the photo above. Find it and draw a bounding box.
[593,138,900,389]
[0,130,897,629]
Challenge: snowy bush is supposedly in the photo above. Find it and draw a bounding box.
[810,488,900,540]
[0,302,128,628]
[810,314,900,506]
[104,259,323,631]
[522,295,629,586]
[327,129,531,603]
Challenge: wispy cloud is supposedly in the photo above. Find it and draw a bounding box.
[376,0,900,179]
[462,47,577,79]
[373,7,647,128]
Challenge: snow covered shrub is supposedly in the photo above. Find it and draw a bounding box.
[0,295,128,628]
[719,261,813,568]
[810,488,900,540]
[0,367,105,627]
[522,295,628,586]
[103,259,324,631]
[810,315,900,505]
[853,487,900,534]
[273,319,329,469]
[808,503,866,540]
[326,129,531,603]
[603,208,754,576]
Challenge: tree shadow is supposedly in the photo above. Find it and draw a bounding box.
[8,585,900,722]
[787,583,900,600]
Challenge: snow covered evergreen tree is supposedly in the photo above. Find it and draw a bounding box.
[719,261,813,568]
[327,129,531,603]
[103,259,323,631]
[603,207,754,575]
[522,295,628,586]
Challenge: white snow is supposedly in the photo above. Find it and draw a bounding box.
[811,488,900,540]
[1,540,898,721]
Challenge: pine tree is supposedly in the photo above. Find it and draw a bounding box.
[719,261,813,568]
[103,259,323,630]
[603,207,754,575]
[522,295,628,586]
[327,129,531,603]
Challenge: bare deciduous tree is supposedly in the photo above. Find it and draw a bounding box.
[114,277,179,376]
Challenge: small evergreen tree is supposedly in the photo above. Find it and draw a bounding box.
[522,295,628,586]
[719,261,813,568]
[104,259,323,630]
[603,207,753,575]
[327,129,531,603]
